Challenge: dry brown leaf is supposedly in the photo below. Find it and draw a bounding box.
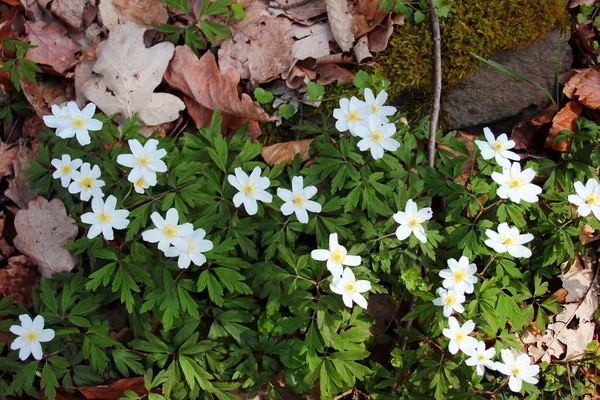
[290,23,333,61]
[437,130,476,185]
[0,141,18,179]
[218,14,293,85]
[563,65,600,109]
[262,139,312,166]
[546,100,584,152]
[5,145,40,209]
[47,0,88,29]
[0,213,15,262]
[165,45,271,132]
[314,63,355,85]
[511,105,555,152]
[580,223,599,245]
[326,0,355,52]
[570,0,595,7]
[13,196,78,278]
[367,13,393,53]
[353,35,374,65]
[351,0,388,37]
[98,0,168,29]
[25,21,82,74]
[269,0,327,22]
[21,79,50,119]
[83,23,185,130]
[285,64,316,90]
[0,255,40,307]
[78,377,147,399]
[74,60,95,107]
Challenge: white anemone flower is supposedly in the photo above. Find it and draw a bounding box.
[393,199,433,243]
[568,178,600,219]
[442,316,478,355]
[496,349,540,393]
[432,287,465,317]
[56,102,103,146]
[474,127,520,168]
[133,176,150,194]
[10,315,55,361]
[439,256,478,295]
[491,162,542,204]
[333,96,371,135]
[142,208,194,251]
[465,341,497,376]
[330,267,371,309]
[116,139,168,187]
[311,232,361,278]
[484,223,533,258]
[277,176,322,223]
[68,162,105,201]
[353,114,400,160]
[51,154,82,188]
[43,104,71,134]
[165,228,213,269]
[227,167,272,216]
[363,88,396,120]
[81,195,130,240]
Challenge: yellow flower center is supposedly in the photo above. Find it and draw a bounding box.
[370,129,384,144]
[508,176,525,189]
[371,104,380,114]
[344,281,356,293]
[501,234,516,246]
[59,112,69,118]
[408,217,419,228]
[25,331,39,343]
[72,116,85,128]
[455,332,465,342]
[98,211,112,224]
[586,193,599,206]
[512,367,520,377]
[347,110,360,123]
[331,248,345,264]
[163,223,179,239]
[243,183,257,197]
[187,239,196,253]
[81,176,94,190]
[137,154,151,167]
[477,353,486,361]
[292,194,307,207]
[61,164,72,174]
[453,270,466,283]
[135,178,145,188]
[493,141,505,152]
[445,295,456,305]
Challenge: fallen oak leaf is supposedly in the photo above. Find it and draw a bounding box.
[164,46,272,132]
[25,21,82,74]
[546,100,584,152]
[0,255,40,307]
[262,139,312,166]
[83,23,185,129]
[5,145,40,209]
[78,377,147,399]
[563,65,600,109]
[13,196,78,278]
[97,0,168,29]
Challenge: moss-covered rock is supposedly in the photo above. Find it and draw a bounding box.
[376,0,569,97]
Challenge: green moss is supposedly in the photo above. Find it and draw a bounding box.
[376,0,569,97]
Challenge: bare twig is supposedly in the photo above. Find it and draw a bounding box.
[427,0,442,168]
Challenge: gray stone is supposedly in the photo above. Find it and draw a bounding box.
[442,29,572,130]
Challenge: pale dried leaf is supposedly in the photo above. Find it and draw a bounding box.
[290,22,333,61]
[353,35,374,65]
[75,60,95,107]
[326,0,355,52]
[49,0,92,29]
[98,0,168,29]
[546,100,583,152]
[218,14,293,84]
[83,23,185,128]
[367,13,393,53]
[262,139,312,166]
[5,145,40,209]
[13,196,78,278]
[0,141,18,179]
[570,0,595,7]
[580,223,599,245]
[269,0,326,22]
[164,46,271,132]
[25,21,81,74]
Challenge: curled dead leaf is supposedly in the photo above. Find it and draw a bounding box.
[0,141,18,179]
[5,145,40,209]
[511,105,555,153]
[546,100,584,152]
[580,223,599,245]
[326,0,355,52]
[13,196,78,278]
[164,46,272,134]
[262,139,312,166]
[563,65,600,109]
[78,377,147,399]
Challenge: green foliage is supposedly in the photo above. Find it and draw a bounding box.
[1,97,598,399]
[375,0,569,97]
[0,38,41,92]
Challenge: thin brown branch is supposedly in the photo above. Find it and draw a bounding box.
[427,0,442,168]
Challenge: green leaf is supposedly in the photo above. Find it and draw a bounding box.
[254,88,273,104]
[231,2,246,19]
[41,362,59,400]
[278,103,296,119]
[200,20,231,44]
[307,82,324,100]
[414,11,425,22]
